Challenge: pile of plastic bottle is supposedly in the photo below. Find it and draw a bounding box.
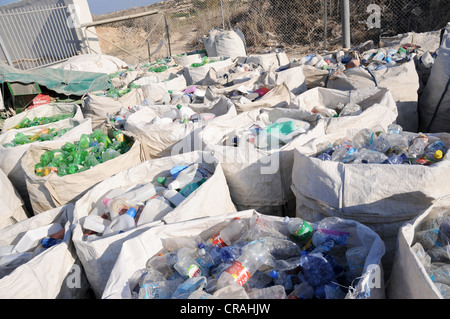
[145,58,173,72]
[10,113,74,130]
[2,127,70,148]
[311,102,363,118]
[189,56,229,68]
[81,162,214,239]
[316,124,448,165]
[229,110,311,150]
[129,214,372,299]
[0,222,64,279]
[34,128,132,177]
[411,213,450,298]
[294,42,426,73]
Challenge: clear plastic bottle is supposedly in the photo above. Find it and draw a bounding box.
[174,248,211,279]
[286,217,314,245]
[248,285,287,299]
[345,246,369,280]
[171,276,208,299]
[352,148,388,164]
[216,240,270,288]
[339,103,362,117]
[287,282,314,299]
[207,218,248,248]
[407,134,429,159]
[104,207,137,234]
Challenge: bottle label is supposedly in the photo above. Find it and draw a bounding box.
[225,261,250,286]
[293,221,313,242]
[318,228,350,245]
[209,233,227,248]
[416,156,435,166]
[186,264,202,278]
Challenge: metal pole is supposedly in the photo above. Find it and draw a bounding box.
[164,15,172,58]
[341,0,350,48]
[324,0,327,51]
[220,0,225,29]
[146,16,151,62]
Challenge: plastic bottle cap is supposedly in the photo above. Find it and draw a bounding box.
[435,150,443,160]
[102,198,111,207]
[126,207,137,218]
[269,270,278,279]
[157,177,166,185]
[176,104,182,110]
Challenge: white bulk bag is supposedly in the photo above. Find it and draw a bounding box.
[387,196,450,299]
[102,210,385,299]
[234,83,292,113]
[72,150,236,297]
[0,204,91,299]
[125,96,237,158]
[241,51,290,71]
[418,23,450,133]
[291,131,450,276]
[326,60,420,132]
[290,87,398,135]
[183,58,235,86]
[138,73,187,103]
[3,102,84,133]
[173,52,206,67]
[56,54,128,74]
[82,87,147,129]
[203,29,246,59]
[21,127,144,214]
[0,168,28,229]
[0,118,93,209]
[198,107,326,215]
[260,64,307,96]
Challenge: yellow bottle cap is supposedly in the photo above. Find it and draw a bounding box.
[434,150,443,160]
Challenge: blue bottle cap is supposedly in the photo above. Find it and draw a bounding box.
[126,207,137,218]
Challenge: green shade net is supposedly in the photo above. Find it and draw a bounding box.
[0,62,113,96]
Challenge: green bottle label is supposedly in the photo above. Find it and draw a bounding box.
[293,221,313,242]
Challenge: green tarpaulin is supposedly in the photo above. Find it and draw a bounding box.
[0,62,113,96]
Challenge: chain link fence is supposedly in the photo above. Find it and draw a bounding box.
[89,11,171,66]
[91,0,450,63]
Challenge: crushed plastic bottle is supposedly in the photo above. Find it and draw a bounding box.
[131,215,377,299]
[316,125,448,166]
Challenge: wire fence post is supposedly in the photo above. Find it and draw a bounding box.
[324,0,328,51]
[341,0,351,48]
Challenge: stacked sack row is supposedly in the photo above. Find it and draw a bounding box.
[0,24,449,299]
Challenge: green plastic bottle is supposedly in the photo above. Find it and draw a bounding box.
[79,134,92,149]
[40,150,54,166]
[67,163,79,175]
[85,154,100,167]
[93,129,112,146]
[62,142,76,153]
[34,163,44,176]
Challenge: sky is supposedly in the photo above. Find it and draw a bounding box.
[0,0,162,15]
[86,0,162,15]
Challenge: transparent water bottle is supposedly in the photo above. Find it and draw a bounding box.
[407,134,429,159]
[207,218,248,248]
[345,246,369,280]
[352,148,388,164]
[216,240,270,288]
[287,282,314,299]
